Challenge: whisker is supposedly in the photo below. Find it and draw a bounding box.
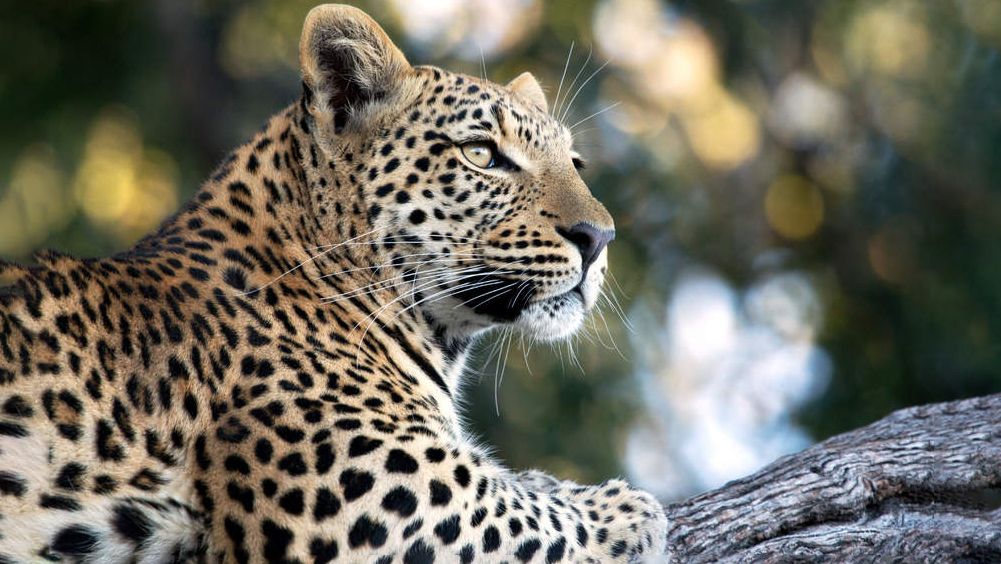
[557,44,593,124]
[347,275,497,371]
[318,266,451,305]
[458,278,522,310]
[320,262,480,299]
[608,271,631,298]
[507,277,535,310]
[494,327,515,416]
[569,127,598,140]
[569,101,621,131]
[519,332,535,378]
[567,333,585,374]
[560,59,610,124]
[552,41,575,119]
[351,267,510,346]
[604,286,635,334]
[586,300,614,350]
[594,294,627,359]
[320,263,488,306]
[396,266,515,319]
[361,277,507,354]
[477,330,506,385]
[479,45,487,81]
[314,252,481,281]
[308,234,488,251]
[236,226,388,296]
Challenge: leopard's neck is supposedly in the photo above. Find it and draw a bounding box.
[132,102,475,418]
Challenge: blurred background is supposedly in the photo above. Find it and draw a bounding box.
[2,0,1000,500]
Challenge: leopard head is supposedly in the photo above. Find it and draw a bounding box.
[299,4,615,343]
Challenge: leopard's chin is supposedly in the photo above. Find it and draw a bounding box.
[513,288,589,342]
[509,258,606,341]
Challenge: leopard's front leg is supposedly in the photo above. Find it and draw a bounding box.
[198,409,666,563]
[514,468,669,562]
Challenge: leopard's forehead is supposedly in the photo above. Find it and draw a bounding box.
[408,65,573,158]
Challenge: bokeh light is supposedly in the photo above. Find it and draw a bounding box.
[73,108,178,243]
[845,4,930,79]
[959,0,1001,46]
[387,0,540,60]
[594,0,760,171]
[0,145,70,257]
[764,175,825,240]
[627,271,829,497]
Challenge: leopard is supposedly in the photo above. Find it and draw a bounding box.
[0,4,668,563]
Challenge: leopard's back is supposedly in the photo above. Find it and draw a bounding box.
[0,255,208,561]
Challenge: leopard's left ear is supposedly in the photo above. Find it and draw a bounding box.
[507,72,548,113]
[299,4,412,138]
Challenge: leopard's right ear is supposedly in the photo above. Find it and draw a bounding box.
[299,4,411,139]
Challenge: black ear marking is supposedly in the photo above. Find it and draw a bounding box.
[302,81,314,105]
[313,35,368,115]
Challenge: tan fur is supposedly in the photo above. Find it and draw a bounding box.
[507,71,549,113]
[0,5,666,563]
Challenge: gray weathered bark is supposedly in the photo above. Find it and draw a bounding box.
[662,393,1001,562]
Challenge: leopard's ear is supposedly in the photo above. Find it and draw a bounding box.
[507,72,548,113]
[299,4,411,137]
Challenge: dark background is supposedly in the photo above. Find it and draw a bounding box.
[2,0,999,499]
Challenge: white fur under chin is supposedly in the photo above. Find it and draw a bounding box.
[514,291,587,342]
[514,255,605,342]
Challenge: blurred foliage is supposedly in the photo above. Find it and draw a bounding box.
[1,0,1000,490]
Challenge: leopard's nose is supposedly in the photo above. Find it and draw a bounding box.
[557,222,615,274]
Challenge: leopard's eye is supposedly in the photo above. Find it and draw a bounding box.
[461,141,496,169]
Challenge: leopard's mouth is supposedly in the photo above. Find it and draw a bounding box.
[449,273,538,322]
[430,263,598,340]
[543,287,586,312]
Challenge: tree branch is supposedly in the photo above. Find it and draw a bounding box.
[663,394,1001,562]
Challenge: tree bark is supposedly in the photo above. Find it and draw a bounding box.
[662,393,1001,562]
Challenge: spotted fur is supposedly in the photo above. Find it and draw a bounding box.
[0,5,667,563]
